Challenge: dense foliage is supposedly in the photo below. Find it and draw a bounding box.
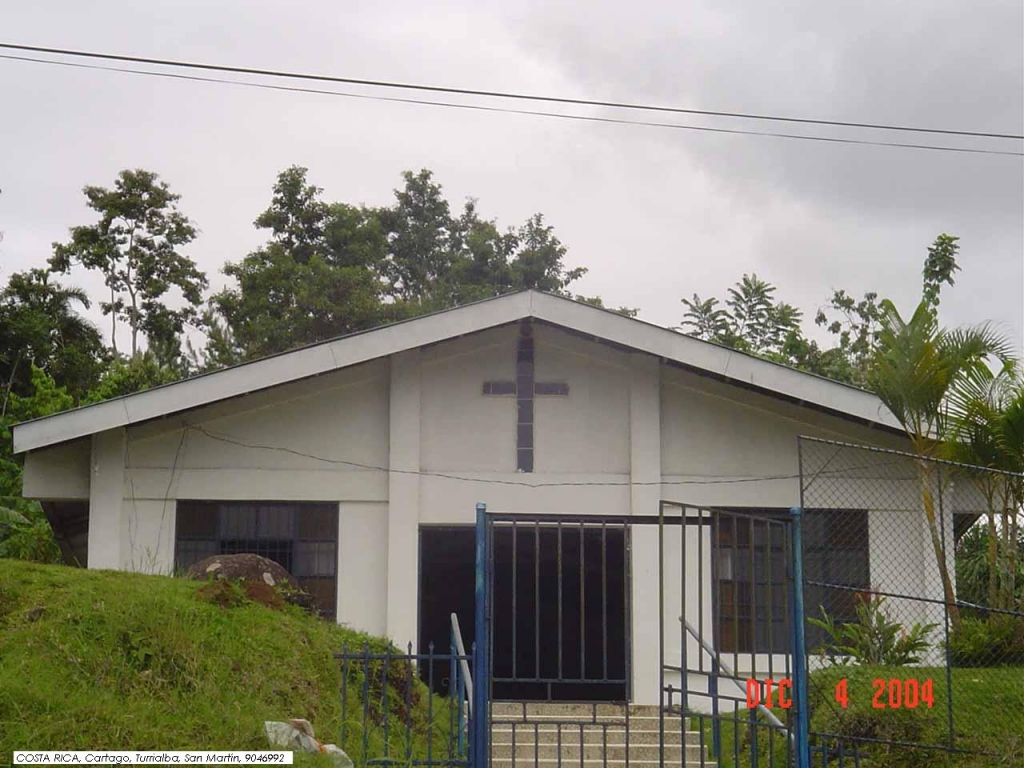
[808,595,938,667]
[1,166,1021,589]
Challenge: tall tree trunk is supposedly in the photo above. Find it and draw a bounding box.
[918,462,960,630]
[109,286,118,355]
[1001,484,1012,610]
[985,484,999,610]
[1007,484,1020,609]
[1,350,21,419]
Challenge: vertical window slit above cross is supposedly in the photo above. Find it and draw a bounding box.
[482,320,570,473]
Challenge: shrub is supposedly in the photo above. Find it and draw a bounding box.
[808,594,937,666]
[947,614,1024,667]
[0,504,62,564]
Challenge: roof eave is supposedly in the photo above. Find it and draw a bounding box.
[11,289,901,453]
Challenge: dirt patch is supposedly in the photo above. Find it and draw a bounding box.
[193,565,285,611]
[195,579,245,609]
[242,580,284,610]
[186,553,315,613]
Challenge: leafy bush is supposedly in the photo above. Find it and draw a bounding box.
[0,504,61,563]
[947,614,1024,667]
[808,594,937,666]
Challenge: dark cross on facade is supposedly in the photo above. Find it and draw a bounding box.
[482,320,569,473]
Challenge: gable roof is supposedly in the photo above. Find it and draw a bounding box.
[11,290,902,453]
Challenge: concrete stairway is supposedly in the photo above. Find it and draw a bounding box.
[489,703,716,768]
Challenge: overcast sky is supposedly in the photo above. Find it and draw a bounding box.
[2,1,1022,354]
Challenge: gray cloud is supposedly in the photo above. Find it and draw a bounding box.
[1,0,1021,351]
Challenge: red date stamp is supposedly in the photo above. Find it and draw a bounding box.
[746,678,935,710]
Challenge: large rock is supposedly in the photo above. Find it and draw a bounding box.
[186,553,294,588]
[186,553,316,613]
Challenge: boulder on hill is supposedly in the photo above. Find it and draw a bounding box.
[186,553,316,613]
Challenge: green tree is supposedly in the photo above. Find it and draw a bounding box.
[0,366,73,564]
[680,274,804,358]
[955,522,1024,611]
[944,367,1024,611]
[213,167,384,361]
[922,233,962,309]
[82,354,184,405]
[379,169,456,307]
[813,289,883,388]
[869,299,1013,628]
[379,171,592,317]
[214,167,605,361]
[0,269,105,412]
[49,169,208,363]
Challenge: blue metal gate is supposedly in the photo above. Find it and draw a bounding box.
[655,501,811,768]
[472,502,813,768]
[335,500,814,768]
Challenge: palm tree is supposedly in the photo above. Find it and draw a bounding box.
[869,298,1015,628]
[944,368,1024,611]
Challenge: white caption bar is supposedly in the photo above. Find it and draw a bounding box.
[13,753,294,765]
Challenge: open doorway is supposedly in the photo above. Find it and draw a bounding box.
[418,522,629,702]
[418,527,477,698]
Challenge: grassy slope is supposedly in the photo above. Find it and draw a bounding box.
[702,665,1024,767]
[0,561,453,765]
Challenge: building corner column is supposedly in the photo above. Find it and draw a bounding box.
[628,353,662,704]
[387,349,422,651]
[87,427,126,570]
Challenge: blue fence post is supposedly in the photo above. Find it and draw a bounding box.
[789,507,810,768]
[472,502,490,768]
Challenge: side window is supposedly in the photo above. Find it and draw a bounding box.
[715,509,869,653]
[174,500,338,619]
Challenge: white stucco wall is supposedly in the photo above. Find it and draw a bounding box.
[75,360,392,633]
[21,321,939,708]
[21,439,91,499]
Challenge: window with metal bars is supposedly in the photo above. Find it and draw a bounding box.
[175,500,338,620]
[714,509,869,653]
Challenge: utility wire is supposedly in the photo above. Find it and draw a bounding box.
[188,425,801,487]
[2,42,1022,141]
[2,53,1021,158]
[182,425,907,488]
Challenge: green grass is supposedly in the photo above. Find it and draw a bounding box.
[0,561,459,767]
[696,665,1024,767]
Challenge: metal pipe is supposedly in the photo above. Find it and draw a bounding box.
[473,502,490,768]
[789,506,810,768]
[451,612,474,714]
[680,616,789,734]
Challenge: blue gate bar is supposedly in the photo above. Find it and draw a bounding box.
[789,506,810,768]
[472,502,489,768]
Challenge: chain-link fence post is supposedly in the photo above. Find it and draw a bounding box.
[472,502,490,768]
[789,506,810,768]
[937,463,955,751]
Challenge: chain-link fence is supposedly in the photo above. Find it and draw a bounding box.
[799,436,1024,766]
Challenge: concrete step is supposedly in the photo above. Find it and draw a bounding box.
[490,728,700,746]
[491,743,707,761]
[492,703,632,718]
[487,703,715,768]
[491,703,672,719]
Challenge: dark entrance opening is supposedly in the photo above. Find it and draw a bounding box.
[418,523,629,703]
[419,527,478,698]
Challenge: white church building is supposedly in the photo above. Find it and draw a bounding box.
[12,290,948,705]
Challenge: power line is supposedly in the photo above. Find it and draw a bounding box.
[1,42,1021,142]
[188,425,801,487]
[181,425,907,489]
[2,53,1021,158]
